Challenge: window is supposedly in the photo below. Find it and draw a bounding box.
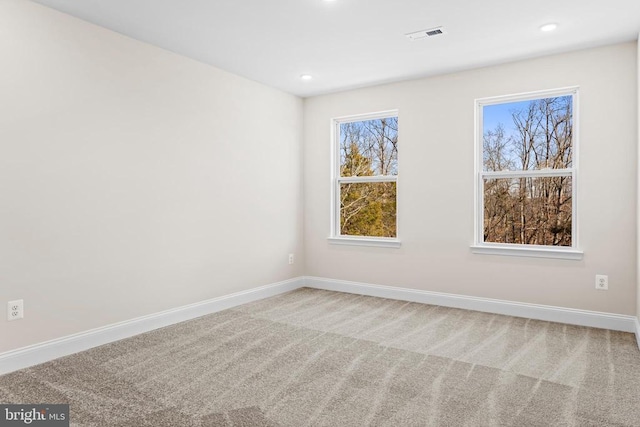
[329,111,399,247]
[473,88,582,259]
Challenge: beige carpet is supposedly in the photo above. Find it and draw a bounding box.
[1,288,639,426]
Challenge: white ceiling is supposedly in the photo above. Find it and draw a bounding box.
[31,0,640,97]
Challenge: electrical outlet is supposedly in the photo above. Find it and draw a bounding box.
[288,253,294,265]
[595,275,608,291]
[7,299,24,321]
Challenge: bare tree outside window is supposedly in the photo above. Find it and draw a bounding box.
[480,93,575,247]
[337,115,398,238]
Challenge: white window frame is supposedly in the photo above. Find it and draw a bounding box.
[471,87,583,260]
[328,110,401,248]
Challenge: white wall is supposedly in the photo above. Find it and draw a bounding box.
[637,36,640,322]
[1,0,637,357]
[0,0,303,353]
[304,43,638,315]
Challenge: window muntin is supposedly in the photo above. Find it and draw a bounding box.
[476,89,577,251]
[333,113,398,240]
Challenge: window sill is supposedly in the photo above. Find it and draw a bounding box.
[470,244,583,260]
[328,236,401,248]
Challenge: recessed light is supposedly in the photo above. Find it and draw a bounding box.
[540,23,558,32]
[300,74,313,81]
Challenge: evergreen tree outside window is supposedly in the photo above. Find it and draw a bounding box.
[330,111,399,246]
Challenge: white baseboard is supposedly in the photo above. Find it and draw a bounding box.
[303,276,638,334]
[3,275,638,376]
[0,278,304,375]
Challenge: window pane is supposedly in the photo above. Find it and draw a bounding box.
[483,96,573,172]
[340,117,398,177]
[340,182,396,238]
[483,176,572,246]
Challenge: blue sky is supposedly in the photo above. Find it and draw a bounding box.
[483,100,533,134]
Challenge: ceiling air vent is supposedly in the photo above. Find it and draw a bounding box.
[405,27,446,41]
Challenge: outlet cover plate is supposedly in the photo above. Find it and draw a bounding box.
[595,275,608,290]
[8,299,24,321]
